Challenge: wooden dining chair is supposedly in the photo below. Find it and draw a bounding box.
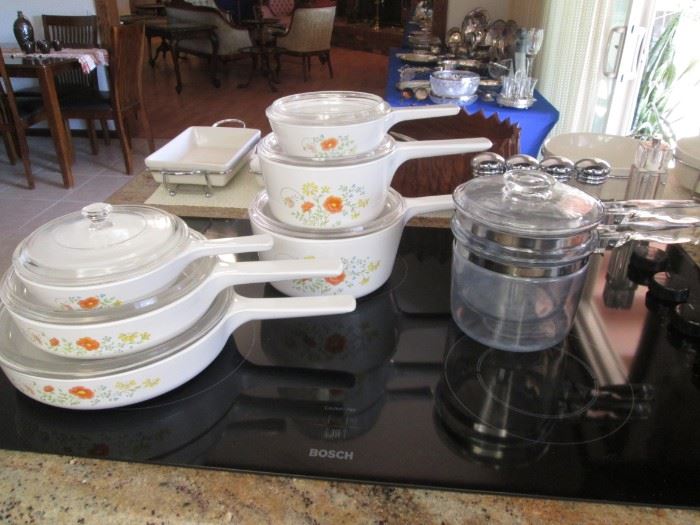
[43,15,113,150]
[0,52,47,189]
[42,15,99,47]
[60,23,155,174]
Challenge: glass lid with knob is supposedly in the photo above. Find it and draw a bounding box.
[266,91,392,125]
[258,132,396,167]
[13,203,191,286]
[453,170,606,238]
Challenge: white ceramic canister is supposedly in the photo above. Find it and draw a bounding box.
[265,90,462,158]
[249,189,455,298]
[257,132,490,229]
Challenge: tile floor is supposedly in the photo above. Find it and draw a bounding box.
[0,136,163,275]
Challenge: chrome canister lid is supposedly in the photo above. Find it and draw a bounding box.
[575,158,611,185]
[540,156,575,182]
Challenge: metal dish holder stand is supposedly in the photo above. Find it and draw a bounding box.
[148,119,247,198]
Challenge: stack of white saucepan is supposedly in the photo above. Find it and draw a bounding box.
[0,202,356,409]
[249,90,493,298]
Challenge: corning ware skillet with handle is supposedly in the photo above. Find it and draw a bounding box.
[1,249,344,359]
[451,169,700,352]
[265,90,462,158]
[249,188,455,298]
[0,288,356,410]
[11,202,274,310]
[258,132,490,229]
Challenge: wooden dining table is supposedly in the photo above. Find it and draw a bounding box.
[3,55,81,188]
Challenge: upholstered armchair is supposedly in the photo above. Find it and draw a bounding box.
[165,3,253,63]
[261,0,295,27]
[275,6,336,81]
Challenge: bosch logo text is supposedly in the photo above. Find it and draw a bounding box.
[308,448,354,461]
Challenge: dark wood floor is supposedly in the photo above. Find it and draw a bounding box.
[139,46,390,138]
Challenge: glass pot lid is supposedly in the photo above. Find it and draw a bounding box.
[0,290,231,379]
[249,188,406,239]
[453,170,606,238]
[13,203,191,286]
[1,246,215,325]
[258,132,395,167]
[266,91,391,126]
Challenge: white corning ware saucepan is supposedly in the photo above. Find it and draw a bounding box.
[249,188,455,298]
[257,132,490,229]
[11,202,274,310]
[266,90,463,158]
[1,240,344,359]
[0,289,356,409]
[450,169,700,352]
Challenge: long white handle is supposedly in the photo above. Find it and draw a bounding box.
[402,194,455,224]
[185,235,274,259]
[223,294,356,333]
[388,137,493,178]
[383,104,461,129]
[204,258,344,297]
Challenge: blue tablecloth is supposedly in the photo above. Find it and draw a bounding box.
[384,48,560,157]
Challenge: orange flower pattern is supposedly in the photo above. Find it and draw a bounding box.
[301,134,356,158]
[320,137,339,151]
[23,329,151,357]
[69,386,95,399]
[283,182,369,228]
[60,294,123,310]
[323,196,343,214]
[324,272,346,286]
[292,256,380,294]
[76,337,100,351]
[78,296,100,309]
[15,377,162,407]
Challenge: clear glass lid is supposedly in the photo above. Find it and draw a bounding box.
[0,290,231,379]
[453,170,605,237]
[258,132,395,166]
[249,189,406,239]
[13,203,191,285]
[1,243,215,324]
[265,91,391,125]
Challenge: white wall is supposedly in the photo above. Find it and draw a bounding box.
[445,0,511,33]
[1,0,96,43]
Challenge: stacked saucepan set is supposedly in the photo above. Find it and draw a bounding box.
[251,90,493,298]
[0,202,357,409]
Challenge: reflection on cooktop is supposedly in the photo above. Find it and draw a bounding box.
[0,226,699,508]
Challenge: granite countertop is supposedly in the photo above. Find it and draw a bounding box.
[3,172,698,523]
[2,450,698,524]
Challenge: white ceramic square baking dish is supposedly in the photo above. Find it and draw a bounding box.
[146,126,261,186]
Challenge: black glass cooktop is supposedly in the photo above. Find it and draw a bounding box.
[1,225,699,508]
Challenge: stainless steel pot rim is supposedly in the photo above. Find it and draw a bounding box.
[249,189,406,239]
[0,289,232,379]
[258,132,395,167]
[265,91,391,126]
[462,250,589,278]
[451,216,597,262]
[452,226,593,277]
[465,220,594,251]
[0,255,215,325]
